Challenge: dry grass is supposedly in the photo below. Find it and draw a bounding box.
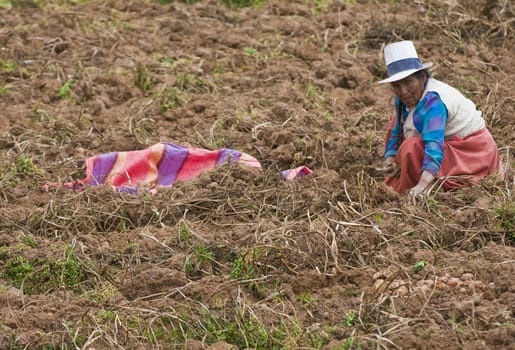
[0,0,513,349]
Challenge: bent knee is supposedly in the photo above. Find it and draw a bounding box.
[398,136,424,156]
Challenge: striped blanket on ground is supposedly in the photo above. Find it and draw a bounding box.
[43,142,312,194]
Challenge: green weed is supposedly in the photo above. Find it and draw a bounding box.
[158,0,201,4]
[185,246,216,276]
[81,281,118,303]
[0,84,11,94]
[195,246,214,261]
[198,310,271,349]
[222,0,266,9]
[296,291,315,308]
[213,58,230,75]
[125,310,312,349]
[0,164,19,197]
[493,201,514,241]
[304,81,326,109]
[0,58,17,72]
[60,246,83,288]
[339,337,363,350]
[179,223,191,244]
[2,246,84,294]
[157,86,189,113]
[97,309,117,321]
[426,196,440,213]
[135,62,152,92]
[320,110,334,121]
[243,47,258,56]
[417,327,432,339]
[0,246,7,260]
[230,256,254,279]
[228,247,269,281]
[143,325,166,343]
[2,256,34,288]
[16,156,43,176]
[9,331,23,350]
[229,250,268,294]
[372,212,383,223]
[57,79,74,100]
[156,55,176,69]
[69,0,90,4]
[62,321,86,348]
[33,108,52,122]
[243,47,268,65]
[0,0,12,9]
[413,260,427,273]
[0,52,31,77]
[0,156,43,193]
[309,0,349,14]
[175,72,214,93]
[345,310,356,327]
[449,314,464,333]
[243,46,288,66]
[22,235,38,248]
[116,211,134,232]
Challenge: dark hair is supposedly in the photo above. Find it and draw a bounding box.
[412,69,431,80]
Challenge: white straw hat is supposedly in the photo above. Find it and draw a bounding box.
[378,40,433,84]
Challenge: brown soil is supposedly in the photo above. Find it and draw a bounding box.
[0,0,513,349]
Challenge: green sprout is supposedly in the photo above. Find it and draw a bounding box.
[0,84,11,94]
[243,47,258,56]
[413,260,428,273]
[57,79,74,100]
[222,0,266,9]
[345,310,356,327]
[296,291,315,308]
[135,62,152,91]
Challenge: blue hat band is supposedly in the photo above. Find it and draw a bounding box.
[387,58,423,77]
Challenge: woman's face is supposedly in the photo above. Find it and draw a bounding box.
[391,72,427,108]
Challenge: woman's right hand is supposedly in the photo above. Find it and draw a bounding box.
[383,156,399,177]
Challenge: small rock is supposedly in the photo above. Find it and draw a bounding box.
[470,280,485,290]
[416,284,430,295]
[373,271,386,280]
[447,277,460,287]
[461,273,474,281]
[374,279,385,290]
[416,280,426,287]
[421,279,435,287]
[394,285,409,297]
[456,300,473,312]
[390,280,401,289]
[464,44,477,57]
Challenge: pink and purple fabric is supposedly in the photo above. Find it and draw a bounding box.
[43,142,312,194]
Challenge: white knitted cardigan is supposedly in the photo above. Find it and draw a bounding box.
[404,78,485,139]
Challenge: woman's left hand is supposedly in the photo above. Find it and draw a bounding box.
[408,171,435,203]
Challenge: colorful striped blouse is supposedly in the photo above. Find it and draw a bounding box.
[384,93,448,176]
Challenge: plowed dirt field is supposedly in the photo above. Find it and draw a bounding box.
[0,0,513,349]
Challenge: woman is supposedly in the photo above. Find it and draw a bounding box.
[378,40,502,200]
